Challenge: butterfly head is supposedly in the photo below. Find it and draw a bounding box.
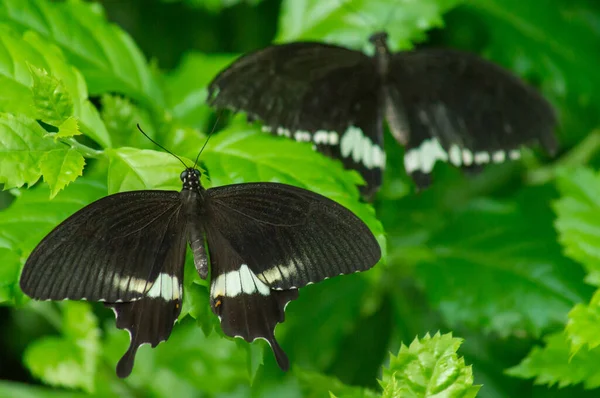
[180,168,202,191]
[368,31,389,53]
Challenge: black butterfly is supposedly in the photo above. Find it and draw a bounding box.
[208,32,558,197]
[20,166,381,378]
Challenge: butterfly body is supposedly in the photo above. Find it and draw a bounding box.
[20,167,380,377]
[208,33,557,197]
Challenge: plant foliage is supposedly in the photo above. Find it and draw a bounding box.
[0,0,598,397]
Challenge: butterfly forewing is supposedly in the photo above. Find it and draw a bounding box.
[20,191,183,302]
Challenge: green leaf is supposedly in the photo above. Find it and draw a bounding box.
[381,374,402,398]
[39,148,86,198]
[165,52,238,128]
[29,64,73,126]
[0,248,21,304]
[295,368,378,398]
[159,0,264,13]
[24,302,100,392]
[0,113,59,189]
[281,274,377,371]
[276,0,462,50]
[55,116,82,139]
[0,24,110,147]
[0,0,165,110]
[566,290,600,356]
[507,332,600,389]
[381,332,481,398]
[100,94,155,149]
[553,167,600,285]
[0,381,88,398]
[106,148,192,193]
[103,318,257,395]
[395,185,590,337]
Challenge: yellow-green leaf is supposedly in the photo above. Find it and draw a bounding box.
[39,148,86,198]
[56,117,81,138]
[29,64,73,126]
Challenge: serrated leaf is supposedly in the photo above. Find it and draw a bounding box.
[39,148,86,198]
[24,302,99,392]
[382,332,481,398]
[566,290,600,356]
[29,65,73,126]
[0,113,59,189]
[56,117,81,139]
[393,185,591,337]
[0,24,110,147]
[0,0,164,110]
[381,373,402,398]
[553,167,600,285]
[276,0,461,51]
[507,332,600,390]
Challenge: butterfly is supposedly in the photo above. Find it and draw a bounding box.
[207,31,558,198]
[19,161,381,378]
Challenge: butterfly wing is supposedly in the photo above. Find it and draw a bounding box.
[20,190,188,378]
[107,216,187,378]
[387,49,558,184]
[204,226,299,371]
[205,182,381,290]
[20,191,184,302]
[208,42,385,198]
[201,182,380,370]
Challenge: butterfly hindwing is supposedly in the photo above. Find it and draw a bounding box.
[205,182,381,290]
[20,191,183,302]
[203,226,298,370]
[388,49,558,181]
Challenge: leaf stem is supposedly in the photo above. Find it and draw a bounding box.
[67,138,105,159]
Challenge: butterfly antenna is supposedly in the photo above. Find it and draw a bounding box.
[339,0,377,31]
[136,124,188,169]
[381,2,400,35]
[193,111,223,169]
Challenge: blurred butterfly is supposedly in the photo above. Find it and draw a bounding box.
[19,129,381,378]
[208,31,557,199]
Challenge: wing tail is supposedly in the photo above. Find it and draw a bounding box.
[214,287,298,371]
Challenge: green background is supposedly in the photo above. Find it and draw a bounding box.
[1,0,600,396]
